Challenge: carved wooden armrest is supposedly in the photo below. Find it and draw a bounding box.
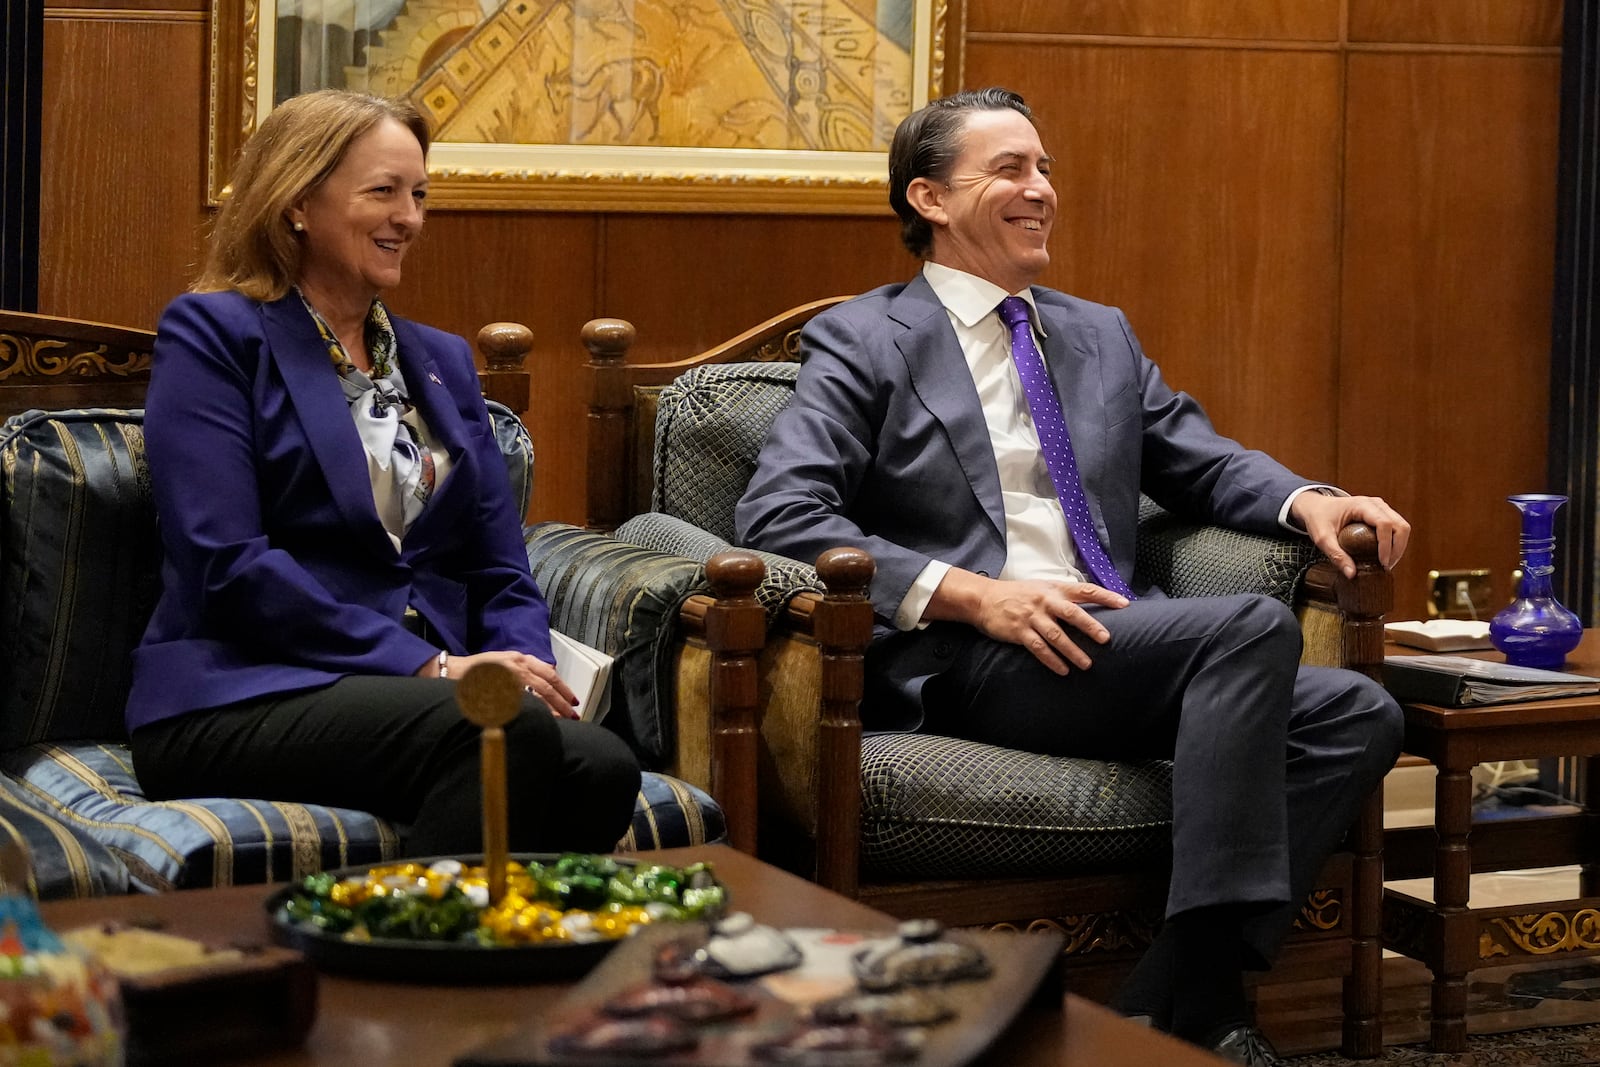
[674,550,766,854]
[728,548,875,896]
[1296,522,1393,682]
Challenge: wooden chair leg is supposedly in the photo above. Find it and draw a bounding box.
[1342,782,1385,1057]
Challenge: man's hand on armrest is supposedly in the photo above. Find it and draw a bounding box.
[1290,492,1411,577]
[923,569,1128,676]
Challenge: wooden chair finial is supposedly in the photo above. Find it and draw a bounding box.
[581,318,636,364]
[475,322,533,373]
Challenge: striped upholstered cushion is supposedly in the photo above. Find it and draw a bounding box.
[0,408,159,749]
[0,409,719,894]
[0,774,127,899]
[0,742,403,892]
[525,521,706,769]
[620,773,726,852]
[0,742,721,891]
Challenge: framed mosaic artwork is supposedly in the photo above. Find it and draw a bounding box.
[208,0,958,212]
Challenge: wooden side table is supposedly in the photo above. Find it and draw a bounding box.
[1383,632,1600,1052]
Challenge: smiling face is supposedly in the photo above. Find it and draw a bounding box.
[908,107,1056,293]
[288,117,428,314]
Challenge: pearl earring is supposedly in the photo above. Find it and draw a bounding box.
[293,221,304,232]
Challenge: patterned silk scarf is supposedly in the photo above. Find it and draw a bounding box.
[298,292,437,536]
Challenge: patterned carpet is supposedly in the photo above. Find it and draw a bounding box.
[1284,1023,1600,1065]
[1276,957,1600,1065]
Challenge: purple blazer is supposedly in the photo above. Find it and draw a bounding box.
[125,290,551,733]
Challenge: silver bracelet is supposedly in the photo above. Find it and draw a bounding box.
[437,650,450,679]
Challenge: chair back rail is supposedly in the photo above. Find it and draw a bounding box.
[0,309,535,422]
[0,311,155,419]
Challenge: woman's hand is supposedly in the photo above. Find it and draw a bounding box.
[418,650,581,719]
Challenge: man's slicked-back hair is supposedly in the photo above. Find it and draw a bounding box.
[888,87,1033,258]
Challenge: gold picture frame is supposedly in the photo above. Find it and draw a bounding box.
[208,0,960,213]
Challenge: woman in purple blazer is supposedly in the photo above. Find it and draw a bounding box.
[125,90,640,856]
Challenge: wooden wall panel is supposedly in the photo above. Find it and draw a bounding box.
[386,212,599,525]
[598,216,916,363]
[969,0,1339,41]
[38,14,207,329]
[30,0,1567,582]
[1340,53,1561,619]
[46,0,205,11]
[965,41,1343,480]
[1348,1,1562,47]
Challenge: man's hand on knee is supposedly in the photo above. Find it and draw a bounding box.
[926,570,1127,674]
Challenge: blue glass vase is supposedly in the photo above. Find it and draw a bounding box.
[1488,494,1584,669]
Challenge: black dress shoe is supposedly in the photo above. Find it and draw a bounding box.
[1208,1025,1281,1067]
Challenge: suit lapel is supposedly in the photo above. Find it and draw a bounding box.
[889,276,1007,545]
[259,297,389,544]
[1035,295,1113,542]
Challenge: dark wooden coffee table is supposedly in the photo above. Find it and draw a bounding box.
[39,845,1227,1066]
[1384,630,1600,1052]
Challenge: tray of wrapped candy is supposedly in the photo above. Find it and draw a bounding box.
[265,853,726,982]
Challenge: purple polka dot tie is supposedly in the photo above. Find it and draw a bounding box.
[997,296,1134,598]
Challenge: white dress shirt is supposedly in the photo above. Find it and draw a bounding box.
[892,262,1328,630]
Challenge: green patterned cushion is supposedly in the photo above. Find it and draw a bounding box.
[615,512,822,626]
[652,363,800,543]
[1134,496,1317,604]
[859,733,1173,879]
[0,409,159,748]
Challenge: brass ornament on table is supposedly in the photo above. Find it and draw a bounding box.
[455,661,524,905]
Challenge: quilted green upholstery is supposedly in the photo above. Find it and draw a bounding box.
[0,405,725,895]
[616,511,821,626]
[1134,495,1317,606]
[859,734,1173,878]
[637,361,1330,881]
[653,363,800,543]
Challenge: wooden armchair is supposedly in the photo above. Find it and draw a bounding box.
[584,299,1392,1057]
[0,309,749,894]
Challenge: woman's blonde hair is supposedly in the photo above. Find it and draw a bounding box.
[195,90,431,301]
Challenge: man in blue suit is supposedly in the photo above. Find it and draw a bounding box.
[735,88,1409,1065]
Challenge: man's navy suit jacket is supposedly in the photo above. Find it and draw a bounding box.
[734,272,1309,727]
[125,290,550,733]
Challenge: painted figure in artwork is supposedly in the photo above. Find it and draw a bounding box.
[273,0,918,151]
